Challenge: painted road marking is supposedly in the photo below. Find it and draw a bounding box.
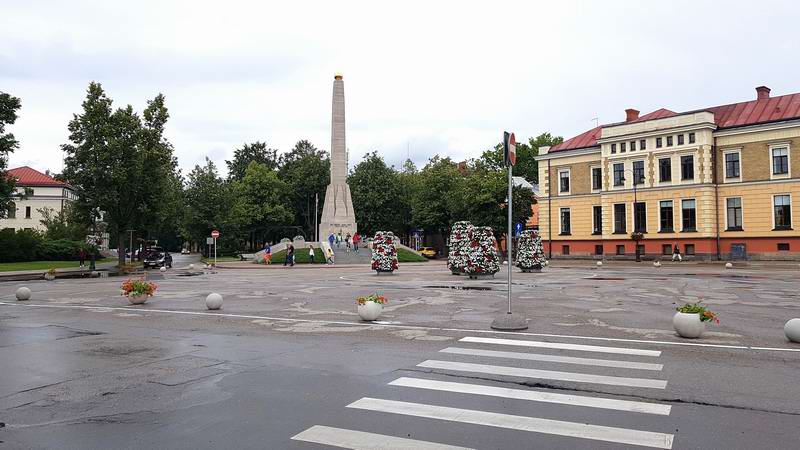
[389,377,672,415]
[4,302,799,353]
[291,425,473,450]
[460,336,662,357]
[440,347,664,371]
[417,360,668,389]
[347,398,674,449]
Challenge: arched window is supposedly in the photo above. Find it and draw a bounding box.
[6,201,15,219]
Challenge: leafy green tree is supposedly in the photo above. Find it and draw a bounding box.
[62,82,178,266]
[476,132,563,184]
[229,161,294,249]
[183,158,230,250]
[278,140,330,239]
[226,141,279,182]
[38,204,87,241]
[348,152,405,235]
[411,156,464,234]
[0,92,22,218]
[451,168,533,238]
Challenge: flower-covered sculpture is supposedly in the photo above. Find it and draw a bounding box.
[516,229,547,272]
[371,231,399,273]
[464,226,500,278]
[447,221,472,275]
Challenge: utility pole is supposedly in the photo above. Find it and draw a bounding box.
[315,193,319,242]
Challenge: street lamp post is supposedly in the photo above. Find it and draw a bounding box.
[621,170,645,262]
[89,206,100,271]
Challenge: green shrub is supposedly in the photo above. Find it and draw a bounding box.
[0,229,99,262]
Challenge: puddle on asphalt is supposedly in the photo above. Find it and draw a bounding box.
[423,285,492,291]
[176,272,205,277]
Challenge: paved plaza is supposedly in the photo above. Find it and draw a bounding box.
[1,256,799,449]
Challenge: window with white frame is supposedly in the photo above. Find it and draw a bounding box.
[560,207,572,235]
[681,199,697,231]
[659,200,673,232]
[773,194,792,230]
[723,150,741,181]
[558,169,570,194]
[726,197,743,231]
[613,203,626,233]
[680,155,694,181]
[613,163,624,187]
[771,145,790,177]
[591,167,602,191]
[592,205,602,234]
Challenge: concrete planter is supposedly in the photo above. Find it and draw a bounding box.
[376,270,394,276]
[127,294,148,305]
[784,318,800,343]
[521,266,542,273]
[673,312,705,338]
[451,270,463,275]
[467,273,495,280]
[44,273,55,281]
[357,301,383,321]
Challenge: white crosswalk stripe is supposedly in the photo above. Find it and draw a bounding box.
[418,359,668,389]
[388,377,672,415]
[291,425,474,450]
[440,346,664,371]
[347,398,674,449]
[460,336,662,357]
[294,334,675,449]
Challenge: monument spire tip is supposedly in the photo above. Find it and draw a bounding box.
[334,72,343,80]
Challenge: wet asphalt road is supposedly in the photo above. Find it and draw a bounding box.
[1,257,799,449]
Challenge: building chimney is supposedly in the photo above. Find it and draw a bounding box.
[625,108,640,122]
[756,86,771,100]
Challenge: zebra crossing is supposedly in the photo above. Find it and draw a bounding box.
[292,335,675,449]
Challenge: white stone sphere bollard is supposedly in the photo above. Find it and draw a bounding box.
[189,263,194,270]
[725,262,733,269]
[596,261,603,267]
[785,319,800,343]
[16,286,31,301]
[653,261,661,267]
[205,293,223,310]
[160,266,167,273]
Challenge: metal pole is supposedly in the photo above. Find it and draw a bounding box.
[315,193,319,242]
[507,163,513,314]
[90,209,97,271]
[214,237,217,267]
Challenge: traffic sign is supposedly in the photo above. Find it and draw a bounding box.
[504,131,517,166]
[515,223,522,236]
[211,230,220,238]
[206,237,214,245]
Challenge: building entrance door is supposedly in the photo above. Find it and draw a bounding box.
[731,243,747,260]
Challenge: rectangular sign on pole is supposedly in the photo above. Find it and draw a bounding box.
[206,237,214,245]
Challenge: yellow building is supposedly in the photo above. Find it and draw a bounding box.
[536,86,800,260]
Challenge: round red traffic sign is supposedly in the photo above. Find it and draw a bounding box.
[211,230,220,238]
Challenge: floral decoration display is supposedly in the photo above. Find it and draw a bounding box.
[464,226,500,276]
[121,278,158,298]
[676,302,720,324]
[447,221,472,274]
[356,293,388,305]
[371,231,399,272]
[516,229,547,270]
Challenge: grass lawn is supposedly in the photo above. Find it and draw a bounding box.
[397,247,428,262]
[269,249,327,264]
[0,258,114,272]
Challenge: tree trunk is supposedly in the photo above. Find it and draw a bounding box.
[118,234,126,268]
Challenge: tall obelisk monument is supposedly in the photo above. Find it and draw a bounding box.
[319,73,357,241]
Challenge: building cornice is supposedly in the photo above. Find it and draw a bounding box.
[597,122,717,144]
[535,146,601,161]
[712,118,800,137]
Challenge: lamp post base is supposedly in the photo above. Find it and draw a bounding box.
[490,312,528,331]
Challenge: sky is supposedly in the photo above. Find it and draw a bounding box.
[3,0,800,177]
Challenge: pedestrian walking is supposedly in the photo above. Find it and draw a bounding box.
[263,242,272,264]
[327,248,335,265]
[345,233,351,253]
[78,248,87,268]
[337,232,343,248]
[285,244,295,266]
[672,244,682,262]
[308,245,316,263]
[352,233,360,253]
[328,233,335,249]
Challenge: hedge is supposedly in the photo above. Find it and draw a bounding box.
[0,229,99,263]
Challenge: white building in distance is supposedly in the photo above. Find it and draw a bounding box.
[2,166,77,231]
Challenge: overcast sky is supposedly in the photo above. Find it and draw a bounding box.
[3,0,800,177]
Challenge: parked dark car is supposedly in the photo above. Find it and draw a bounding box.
[143,247,172,268]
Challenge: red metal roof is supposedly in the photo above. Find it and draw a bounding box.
[7,166,67,187]
[549,91,800,154]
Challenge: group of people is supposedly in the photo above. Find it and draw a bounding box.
[261,242,336,266]
[327,232,361,253]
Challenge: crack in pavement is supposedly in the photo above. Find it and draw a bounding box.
[399,367,800,417]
